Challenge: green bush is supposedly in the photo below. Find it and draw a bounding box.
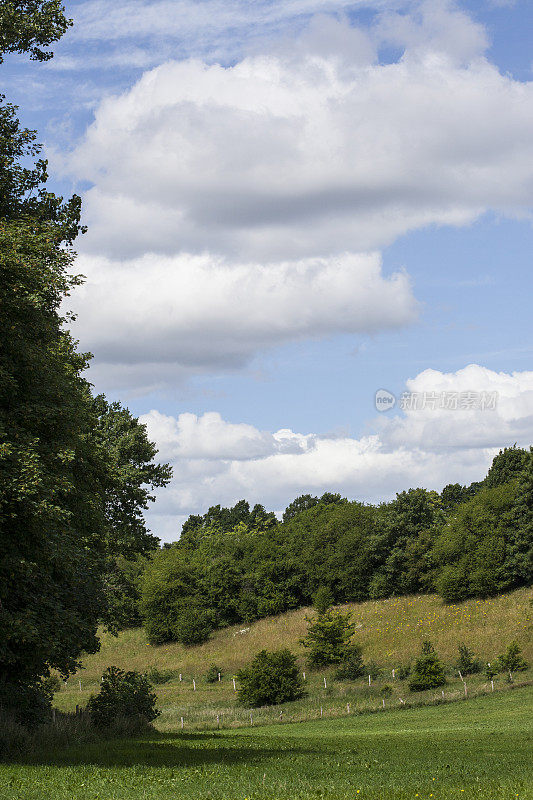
[396,664,411,680]
[380,685,393,697]
[205,664,223,683]
[145,667,175,685]
[456,643,481,676]
[237,649,305,707]
[301,608,356,667]
[409,641,446,692]
[335,645,364,680]
[42,674,62,693]
[87,667,160,729]
[485,662,497,680]
[365,660,383,681]
[496,641,528,673]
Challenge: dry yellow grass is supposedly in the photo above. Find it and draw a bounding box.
[53,587,532,728]
[63,586,532,682]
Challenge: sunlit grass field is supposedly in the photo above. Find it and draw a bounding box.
[53,587,532,730]
[2,687,532,800]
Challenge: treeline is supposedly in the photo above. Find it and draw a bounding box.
[141,446,533,645]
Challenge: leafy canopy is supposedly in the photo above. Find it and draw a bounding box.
[0,1,72,62]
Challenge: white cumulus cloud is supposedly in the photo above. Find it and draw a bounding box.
[141,365,533,541]
[62,17,533,262]
[70,251,416,391]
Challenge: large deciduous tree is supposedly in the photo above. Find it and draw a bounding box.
[0,4,171,722]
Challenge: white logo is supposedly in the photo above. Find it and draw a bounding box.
[375,389,396,412]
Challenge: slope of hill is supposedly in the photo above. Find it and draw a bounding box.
[53,587,533,730]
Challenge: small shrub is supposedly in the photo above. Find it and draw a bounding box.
[87,666,160,729]
[335,645,364,680]
[301,608,356,667]
[237,649,305,707]
[205,664,223,683]
[380,684,393,697]
[396,664,411,680]
[456,643,481,676]
[42,674,62,693]
[485,662,497,680]
[145,667,175,685]
[496,641,528,673]
[409,641,446,692]
[172,607,214,646]
[365,660,383,681]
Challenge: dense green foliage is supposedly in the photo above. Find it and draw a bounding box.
[0,6,170,725]
[335,644,365,680]
[0,1,72,62]
[409,641,447,691]
[456,643,481,676]
[237,649,304,707]
[87,667,159,729]
[205,665,223,683]
[496,641,528,673]
[141,447,533,645]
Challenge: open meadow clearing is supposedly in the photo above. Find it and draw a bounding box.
[1,687,532,800]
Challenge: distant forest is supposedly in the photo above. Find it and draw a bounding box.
[138,445,533,645]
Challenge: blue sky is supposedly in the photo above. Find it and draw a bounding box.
[4,0,533,540]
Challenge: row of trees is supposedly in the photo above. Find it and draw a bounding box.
[141,446,533,645]
[0,3,170,724]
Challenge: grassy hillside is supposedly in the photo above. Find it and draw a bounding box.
[53,587,532,730]
[6,688,533,799]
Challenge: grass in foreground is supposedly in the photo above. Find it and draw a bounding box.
[2,686,532,799]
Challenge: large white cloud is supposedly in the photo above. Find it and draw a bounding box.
[69,251,416,390]
[141,365,533,541]
[57,5,533,391]
[63,13,533,262]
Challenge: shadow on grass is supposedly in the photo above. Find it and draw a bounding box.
[10,730,317,769]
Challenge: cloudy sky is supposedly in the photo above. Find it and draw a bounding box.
[5,0,533,541]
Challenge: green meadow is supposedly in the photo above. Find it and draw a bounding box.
[2,688,532,800]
